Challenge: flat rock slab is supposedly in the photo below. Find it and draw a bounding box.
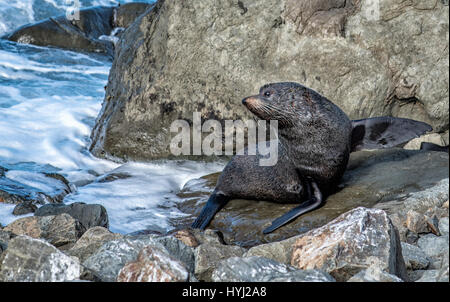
[0,236,81,282]
[176,149,449,246]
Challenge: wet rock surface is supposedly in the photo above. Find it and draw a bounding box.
[35,202,109,230]
[3,6,115,56]
[176,149,449,247]
[0,164,72,206]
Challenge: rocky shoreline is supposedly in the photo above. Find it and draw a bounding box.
[0,184,448,282]
[1,149,449,282]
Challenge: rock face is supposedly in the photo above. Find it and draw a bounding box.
[0,236,81,282]
[117,246,189,282]
[114,3,154,28]
[290,207,408,282]
[212,256,335,282]
[176,149,449,247]
[35,202,109,230]
[90,0,449,161]
[3,214,85,247]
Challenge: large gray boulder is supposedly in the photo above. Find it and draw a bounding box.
[0,236,82,282]
[35,202,109,230]
[290,207,408,281]
[90,0,449,161]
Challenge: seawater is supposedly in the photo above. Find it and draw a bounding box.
[0,0,225,233]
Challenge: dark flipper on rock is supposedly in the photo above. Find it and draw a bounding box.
[263,180,323,234]
[351,117,432,152]
[191,191,231,229]
[420,142,449,153]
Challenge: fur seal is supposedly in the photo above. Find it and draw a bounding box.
[420,142,449,153]
[192,82,433,234]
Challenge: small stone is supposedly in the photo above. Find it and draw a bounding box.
[35,202,109,230]
[439,217,449,236]
[443,200,449,209]
[212,256,335,282]
[67,227,122,262]
[0,235,81,281]
[117,246,189,282]
[347,265,403,282]
[405,230,419,244]
[173,229,199,247]
[405,210,429,234]
[416,270,441,282]
[401,242,430,270]
[425,215,441,236]
[243,235,301,265]
[4,214,85,247]
[417,234,449,259]
[12,202,37,215]
[194,242,246,281]
[82,236,157,282]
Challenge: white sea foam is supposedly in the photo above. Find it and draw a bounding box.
[65,161,224,234]
[0,0,224,233]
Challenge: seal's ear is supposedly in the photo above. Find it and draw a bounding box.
[350,117,432,152]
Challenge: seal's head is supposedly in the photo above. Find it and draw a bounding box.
[242,82,322,128]
[242,82,353,185]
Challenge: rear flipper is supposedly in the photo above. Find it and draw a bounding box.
[263,180,323,234]
[420,142,449,153]
[191,191,230,230]
[351,117,432,152]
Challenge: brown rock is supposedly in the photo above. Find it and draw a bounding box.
[194,242,246,281]
[117,246,189,282]
[173,229,199,248]
[4,214,85,247]
[290,207,407,282]
[67,226,122,262]
[405,210,429,234]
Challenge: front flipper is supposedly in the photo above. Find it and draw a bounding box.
[263,180,323,234]
[420,142,449,153]
[351,117,432,152]
[191,191,230,230]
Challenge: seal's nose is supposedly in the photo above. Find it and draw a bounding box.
[242,97,247,105]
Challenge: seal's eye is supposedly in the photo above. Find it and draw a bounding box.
[264,91,271,97]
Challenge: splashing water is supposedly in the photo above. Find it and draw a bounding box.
[0,1,225,232]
